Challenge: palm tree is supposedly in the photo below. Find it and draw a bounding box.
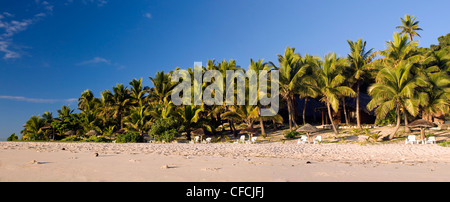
[78,89,99,112]
[367,63,428,140]
[111,84,131,130]
[396,14,423,41]
[419,69,450,122]
[129,78,149,106]
[377,32,422,131]
[177,105,203,140]
[248,58,273,135]
[149,71,174,104]
[298,54,321,125]
[124,105,152,136]
[21,115,46,140]
[277,47,309,130]
[313,53,356,135]
[98,90,114,128]
[347,38,377,128]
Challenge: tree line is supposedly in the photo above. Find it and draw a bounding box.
[18,15,450,142]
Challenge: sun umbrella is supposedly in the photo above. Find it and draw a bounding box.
[64,130,76,136]
[191,128,205,142]
[86,130,101,136]
[408,119,437,141]
[296,124,319,141]
[240,127,259,139]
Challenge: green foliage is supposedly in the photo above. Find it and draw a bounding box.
[284,130,300,139]
[60,136,82,142]
[84,136,111,143]
[438,141,450,147]
[7,133,18,141]
[116,132,143,143]
[148,117,181,143]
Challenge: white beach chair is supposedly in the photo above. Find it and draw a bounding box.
[297,136,309,144]
[205,137,212,144]
[313,136,321,144]
[240,135,246,143]
[250,137,257,144]
[425,136,436,144]
[405,135,418,144]
[194,136,200,144]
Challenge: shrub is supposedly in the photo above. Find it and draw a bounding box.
[149,117,181,143]
[284,130,300,139]
[61,135,82,142]
[116,132,143,143]
[7,133,18,141]
[84,136,111,143]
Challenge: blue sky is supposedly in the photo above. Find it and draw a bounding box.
[0,0,449,140]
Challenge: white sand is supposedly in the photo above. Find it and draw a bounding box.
[1,141,450,182]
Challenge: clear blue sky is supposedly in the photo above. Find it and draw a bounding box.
[0,0,449,140]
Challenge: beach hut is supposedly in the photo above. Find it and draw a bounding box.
[407,119,437,141]
[296,124,319,141]
[86,130,101,136]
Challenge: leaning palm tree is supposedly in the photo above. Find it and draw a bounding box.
[396,14,423,41]
[367,63,428,140]
[313,53,356,135]
[377,32,422,131]
[347,38,377,128]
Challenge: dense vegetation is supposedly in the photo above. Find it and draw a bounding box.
[18,15,450,142]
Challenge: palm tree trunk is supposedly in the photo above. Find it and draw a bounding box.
[404,109,411,133]
[342,97,349,126]
[356,83,361,129]
[303,97,308,125]
[259,117,265,137]
[390,107,401,140]
[326,102,338,135]
[287,99,293,130]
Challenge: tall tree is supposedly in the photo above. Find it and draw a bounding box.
[277,47,309,130]
[347,38,377,128]
[313,53,355,135]
[112,84,131,130]
[396,14,423,41]
[367,63,428,140]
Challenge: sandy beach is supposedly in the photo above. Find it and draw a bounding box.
[2,141,450,182]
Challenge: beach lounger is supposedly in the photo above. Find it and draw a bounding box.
[297,136,309,144]
[250,136,257,144]
[194,136,200,143]
[205,137,212,144]
[405,135,419,144]
[425,136,436,144]
[313,136,321,144]
[240,135,246,143]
